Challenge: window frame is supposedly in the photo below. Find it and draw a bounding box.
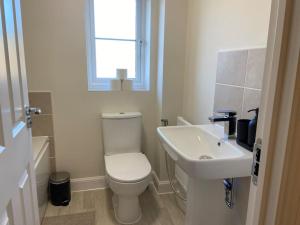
[86,0,149,91]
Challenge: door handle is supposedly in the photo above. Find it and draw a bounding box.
[25,106,42,128]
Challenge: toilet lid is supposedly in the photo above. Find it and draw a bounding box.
[105,153,151,183]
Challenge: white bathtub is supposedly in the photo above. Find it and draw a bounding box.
[32,136,50,221]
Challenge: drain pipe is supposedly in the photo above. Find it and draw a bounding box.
[161,119,187,202]
[223,178,235,208]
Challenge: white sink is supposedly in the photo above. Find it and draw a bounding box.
[157,124,253,179]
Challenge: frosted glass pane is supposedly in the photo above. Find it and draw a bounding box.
[95,40,136,78]
[94,0,136,39]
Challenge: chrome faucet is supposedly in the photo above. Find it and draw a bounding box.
[209,110,237,139]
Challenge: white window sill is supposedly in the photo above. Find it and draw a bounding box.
[88,80,150,92]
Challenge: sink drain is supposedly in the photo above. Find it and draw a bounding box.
[199,155,213,160]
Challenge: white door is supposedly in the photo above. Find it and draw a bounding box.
[246,0,300,224]
[0,0,40,224]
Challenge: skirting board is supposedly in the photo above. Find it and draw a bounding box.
[71,176,108,192]
[71,172,172,194]
[151,171,173,194]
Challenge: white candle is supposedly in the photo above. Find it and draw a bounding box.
[116,69,128,80]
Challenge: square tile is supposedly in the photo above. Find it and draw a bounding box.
[216,50,248,86]
[245,48,266,89]
[49,136,56,157]
[213,84,244,119]
[44,189,185,225]
[50,157,56,172]
[242,88,261,119]
[29,92,53,114]
[31,115,54,136]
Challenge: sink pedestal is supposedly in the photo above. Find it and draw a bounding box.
[185,178,232,225]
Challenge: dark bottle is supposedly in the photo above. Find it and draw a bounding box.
[247,108,259,148]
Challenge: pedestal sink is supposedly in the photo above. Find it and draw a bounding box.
[157,124,253,225]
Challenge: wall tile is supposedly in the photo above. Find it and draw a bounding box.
[242,88,261,119]
[29,91,56,174]
[29,92,53,114]
[216,50,248,86]
[245,48,266,89]
[49,137,56,158]
[31,115,54,136]
[50,157,56,173]
[213,84,244,118]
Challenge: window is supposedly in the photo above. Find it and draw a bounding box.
[86,0,150,91]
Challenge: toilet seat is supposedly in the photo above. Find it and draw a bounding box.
[105,153,151,183]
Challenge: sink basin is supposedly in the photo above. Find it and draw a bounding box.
[157,124,253,179]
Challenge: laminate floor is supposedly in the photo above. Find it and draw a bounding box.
[44,187,185,225]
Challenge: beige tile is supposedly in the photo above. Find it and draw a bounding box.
[31,115,54,136]
[82,191,95,210]
[50,157,56,172]
[29,92,53,114]
[213,84,244,119]
[141,188,164,211]
[242,89,261,119]
[155,209,174,225]
[160,195,185,225]
[58,191,85,216]
[245,48,266,89]
[43,189,184,225]
[49,136,56,157]
[45,202,60,217]
[216,50,248,86]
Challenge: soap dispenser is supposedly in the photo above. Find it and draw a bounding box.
[247,108,259,148]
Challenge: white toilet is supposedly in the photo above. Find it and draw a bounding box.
[101,112,152,224]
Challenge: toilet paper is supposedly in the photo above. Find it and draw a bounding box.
[116,69,128,80]
[122,79,133,91]
[109,79,121,91]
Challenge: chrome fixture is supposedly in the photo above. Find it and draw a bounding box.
[223,178,234,209]
[25,106,42,128]
[161,119,169,127]
[209,110,237,139]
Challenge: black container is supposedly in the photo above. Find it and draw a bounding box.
[236,119,253,151]
[49,172,71,206]
[237,119,250,143]
[248,108,259,147]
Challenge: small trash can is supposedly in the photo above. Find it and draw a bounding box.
[49,172,71,206]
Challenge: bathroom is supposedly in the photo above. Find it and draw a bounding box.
[0,0,299,225]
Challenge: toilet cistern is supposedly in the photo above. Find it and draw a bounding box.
[101,112,151,224]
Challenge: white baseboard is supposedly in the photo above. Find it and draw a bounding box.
[70,172,172,194]
[71,176,108,192]
[151,171,173,194]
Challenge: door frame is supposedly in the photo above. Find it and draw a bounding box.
[246,0,300,224]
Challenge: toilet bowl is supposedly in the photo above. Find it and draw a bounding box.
[105,153,151,224]
[101,112,152,224]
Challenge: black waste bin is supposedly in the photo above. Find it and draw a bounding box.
[49,172,71,206]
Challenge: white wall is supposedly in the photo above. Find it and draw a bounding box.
[155,0,187,180]
[183,0,271,124]
[22,0,186,181]
[181,0,271,225]
[22,0,159,178]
